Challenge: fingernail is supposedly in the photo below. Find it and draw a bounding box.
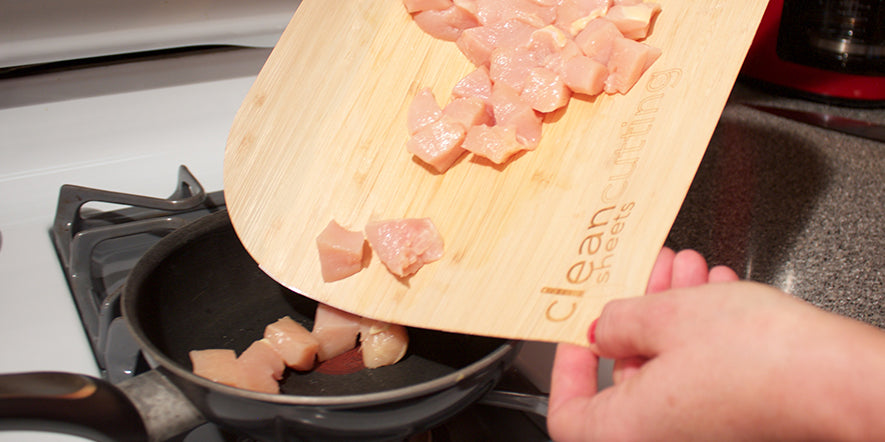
[589,318,599,344]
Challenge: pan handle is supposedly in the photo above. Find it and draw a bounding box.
[478,390,549,416]
[0,371,148,441]
[0,370,205,442]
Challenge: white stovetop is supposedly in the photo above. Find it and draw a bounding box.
[0,46,276,441]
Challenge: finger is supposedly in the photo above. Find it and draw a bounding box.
[548,343,599,441]
[612,356,646,385]
[709,265,740,283]
[549,343,598,412]
[671,249,709,288]
[646,247,676,294]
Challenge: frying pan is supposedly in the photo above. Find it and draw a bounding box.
[0,210,545,441]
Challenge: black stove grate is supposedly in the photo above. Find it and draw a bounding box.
[51,165,225,382]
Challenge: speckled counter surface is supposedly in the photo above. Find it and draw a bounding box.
[666,81,884,329]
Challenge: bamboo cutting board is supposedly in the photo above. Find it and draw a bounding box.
[224,0,769,345]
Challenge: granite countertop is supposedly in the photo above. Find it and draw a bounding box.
[666,80,884,328]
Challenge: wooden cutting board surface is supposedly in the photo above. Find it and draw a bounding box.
[223,0,769,345]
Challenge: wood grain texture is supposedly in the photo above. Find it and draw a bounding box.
[224,0,769,345]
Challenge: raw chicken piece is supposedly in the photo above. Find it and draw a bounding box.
[520,67,571,112]
[364,218,444,278]
[456,18,537,67]
[237,339,285,394]
[311,304,362,362]
[407,88,443,135]
[562,55,608,95]
[264,316,320,371]
[456,26,498,66]
[474,0,557,27]
[359,320,410,369]
[407,91,489,173]
[524,26,582,74]
[452,66,493,102]
[604,36,661,94]
[316,220,366,282]
[443,96,491,129]
[482,17,539,49]
[554,0,611,35]
[604,2,661,40]
[189,349,242,387]
[490,83,543,147]
[412,4,481,42]
[489,45,537,90]
[406,116,468,173]
[462,123,527,164]
[403,0,453,13]
[574,18,623,64]
[453,0,479,14]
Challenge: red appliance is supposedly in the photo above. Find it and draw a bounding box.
[741,0,885,106]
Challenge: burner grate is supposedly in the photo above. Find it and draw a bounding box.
[50,165,225,382]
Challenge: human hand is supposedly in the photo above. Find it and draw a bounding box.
[547,248,885,441]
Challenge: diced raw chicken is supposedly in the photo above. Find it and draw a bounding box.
[359,320,410,369]
[311,303,362,362]
[407,88,443,135]
[403,0,453,14]
[604,36,661,94]
[412,4,481,42]
[462,124,527,164]
[237,339,285,394]
[456,26,497,66]
[404,0,663,172]
[489,45,537,90]
[554,0,611,35]
[562,55,608,95]
[264,316,320,371]
[406,116,468,173]
[520,67,571,112]
[523,26,582,73]
[483,17,539,50]
[443,96,491,129]
[453,0,478,15]
[364,218,444,278]
[604,2,661,40]
[474,0,557,27]
[191,306,413,394]
[452,66,494,102]
[574,18,623,64]
[316,220,366,282]
[490,83,543,147]
[456,18,537,67]
[189,349,242,388]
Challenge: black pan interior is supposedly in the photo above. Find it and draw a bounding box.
[127,210,506,397]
